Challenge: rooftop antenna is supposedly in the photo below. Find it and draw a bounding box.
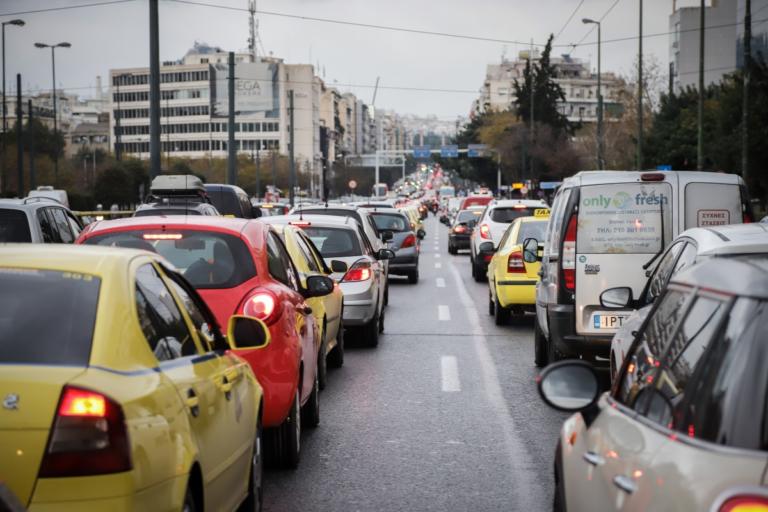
[248,0,258,61]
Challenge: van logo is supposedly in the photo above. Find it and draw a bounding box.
[2,393,19,410]
[582,190,668,210]
[578,255,587,263]
[612,192,633,209]
[584,264,600,275]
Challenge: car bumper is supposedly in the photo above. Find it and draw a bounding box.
[341,282,377,326]
[448,234,470,249]
[496,280,537,307]
[547,304,611,362]
[388,250,418,274]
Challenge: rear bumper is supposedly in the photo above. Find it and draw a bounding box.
[389,252,418,274]
[448,234,470,248]
[548,304,611,362]
[497,280,537,307]
[341,283,377,326]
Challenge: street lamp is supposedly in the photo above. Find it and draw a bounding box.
[582,18,604,170]
[34,41,71,187]
[1,19,25,194]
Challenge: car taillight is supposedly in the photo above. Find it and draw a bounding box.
[562,214,578,291]
[342,261,372,282]
[401,234,416,248]
[453,225,467,234]
[38,386,131,478]
[744,212,753,223]
[718,495,768,512]
[242,290,280,325]
[507,251,525,273]
[479,224,491,240]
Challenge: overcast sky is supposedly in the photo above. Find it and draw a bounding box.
[2,0,688,119]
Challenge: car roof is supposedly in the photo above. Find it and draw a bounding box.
[0,243,154,276]
[135,202,213,212]
[260,214,359,230]
[0,198,66,210]
[489,199,549,208]
[562,170,742,187]
[293,203,358,212]
[677,223,768,256]
[672,257,768,299]
[82,214,258,237]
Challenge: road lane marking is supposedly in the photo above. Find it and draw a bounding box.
[440,356,461,392]
[435,262,442,269]
[438,305,451,321]
[436,277,446,288]
[448,262,542,507]
[434,253,441,258]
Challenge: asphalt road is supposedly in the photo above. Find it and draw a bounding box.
[263,216,568,511]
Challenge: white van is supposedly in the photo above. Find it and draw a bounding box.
[533,170,751,367]
[27,186,69,208]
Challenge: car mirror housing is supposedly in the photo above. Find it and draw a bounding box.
[380,230,394,242]
[250,206,262,218]
[417,229,426,240]
[478,241,495,254]
[600,287,633,309]
[522,237,541,263]
[330,259,348,273]
[376,248,396,260]
[227,315,271,350]
[303,274,335,298]
[538,361,601,412]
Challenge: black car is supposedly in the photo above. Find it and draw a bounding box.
[204,184,260,218]
[447,208,483,254]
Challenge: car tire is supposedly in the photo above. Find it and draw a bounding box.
[448,244,457,255]
[302,370,320,429]
[547,331,564,364]
[488,292,495,316]
[534,319,548,367]
[182,484,197,512]
[317,323,328,391]
[384,284,389,307]
[328,320,344,368]
[553,451,566,512]
[407,270,419,284]
[280,389,301,469]
[240,418,263,512]
[494,296,510,326]
[360,311,379,347]
[378,306,385,334]
[472,260,484,283]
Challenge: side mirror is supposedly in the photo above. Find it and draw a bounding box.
[538,360,601,412]
[330,259,348,273]
[250,206,262,218]
[376,248,396,260]
[600,287,633,309]
[478,241,495,254]
[417,229,426,240]
[523,237,539,263]
[380,230,394,242]
[303,274,335,298]
[227,315,271,350]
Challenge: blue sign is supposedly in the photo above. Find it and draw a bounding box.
[440,145,459,158]
[413,146,431,159]
[467,144,488,158]
[657,165,672,171]
[539,181,562,190]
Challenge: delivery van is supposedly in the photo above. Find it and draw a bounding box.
[532,170,751,367]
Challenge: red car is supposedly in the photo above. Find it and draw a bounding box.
[77,216,334,468]
[459,195,493,209]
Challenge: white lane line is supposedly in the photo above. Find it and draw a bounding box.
[435,262,442,269]
[438,304,451,321]
[434,253,441,258]
[436,277,446,288]
[448,261,542,506]
[441,356,461,392]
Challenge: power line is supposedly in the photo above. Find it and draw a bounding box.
[569,0,623,51]
[0,0,136,17]
[554,0,585,40]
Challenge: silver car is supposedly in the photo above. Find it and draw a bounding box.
[363,208,423,284]
[0,198,82,243]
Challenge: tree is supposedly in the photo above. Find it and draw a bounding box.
[94,165,133,207]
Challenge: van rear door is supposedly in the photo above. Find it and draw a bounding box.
[575,181,674,337]
[682,181,743,229]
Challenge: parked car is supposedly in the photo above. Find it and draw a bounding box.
[0,197,83,243]
[533,170,752,367]
[606,223,768,380]
[205,183,261,218]
[485,214,549,325]
[0,244,267,511]
[469,199,549,282]
[77,216,332,468]
[447,208,484,254]
[539,257,768,511]
[364,208,423,284]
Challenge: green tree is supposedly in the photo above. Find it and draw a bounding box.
[94,165,133,207]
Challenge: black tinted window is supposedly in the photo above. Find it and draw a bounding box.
[207,189,242,217]
[490,207,538,223]
[0,209,31,242]
[304,227,362,257]
[37,209,56,243]
[0,268,100,365]
[267,232,293,287]
[647,242,685,302]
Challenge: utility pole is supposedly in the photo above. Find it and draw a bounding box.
[115,75,122,161]
[529,38,535,179]
[583,18,603,169]
[637,0,644,170]
[288,89,295,206]
[227,52,236,185]
[742,0,751,184]
[15,74,22,196]
[28,99,34,190]
[697,0,705,171]
[271,148,276,188]
[2,19,25,195]
[148,0,161,177]
[253,146,261,200]
[669,62,674,97]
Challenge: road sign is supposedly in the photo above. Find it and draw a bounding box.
[539,181,562,190]
[440,145,459,158]
[657,165,672,171]
[467,144,488,158]
[413,146,431,159]
[348,179,357,190]
[512,182,524,189]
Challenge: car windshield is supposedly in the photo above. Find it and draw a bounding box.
[0,209,31,243]
[0,268,100,365]
[516,220,548,244]
[370,213,409,232]
[85,230,256,288]
[303,227,361,257]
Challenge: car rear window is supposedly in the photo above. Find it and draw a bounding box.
[577,182,673,254]
[206,189,241,217]
[0,209,31,242]
[490,207,541,223]
[516,220,548,244]
[457,210,483,223]
[462,197,492,208]
[297,208,362,225]
[370,212,409,232]
[303,227,361,257]
[134,208,202,217]
[85,230,256,288]
[0,268,100,365]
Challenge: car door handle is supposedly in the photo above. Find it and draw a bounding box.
[582,451,605,466]
[613,475,637,494]
[185,389,200,417]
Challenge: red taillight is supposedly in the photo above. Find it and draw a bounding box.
[38,386,131,478]
[562,214,578,291]
[453,225,467,234]
[507,251,525,273]
[342,261,372,282]
[289,221,311,228]
[479,224,491,240]
[143,233,182,240]
[744,212,753,223]
[401,234,416,248]
[242,290,280,324]
[641,172,666,181]
[719,495,768,512]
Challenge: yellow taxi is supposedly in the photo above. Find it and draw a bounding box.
[0,245,269,511]
[486,212,549,325]
[399,204,424,235]
[263,222,345,389]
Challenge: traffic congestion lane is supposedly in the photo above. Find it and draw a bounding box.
[263,217,567,510]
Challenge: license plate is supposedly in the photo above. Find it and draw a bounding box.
[593,313,629,329]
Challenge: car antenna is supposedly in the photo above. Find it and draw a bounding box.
[642,191,666,270]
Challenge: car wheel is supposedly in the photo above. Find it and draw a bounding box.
[534,320,548,367]
[301,370,320,429]
[472,260,484,283]
[407,270,419,284]
[240,418,263,512]
[553,453,566,512]
[547,331,564,364]
[494,296,510,326]
[328,319,344,368]
[182,484,197,512]
[280,389,301,469]
[360,310,380,347]
[378,307,385,334]
[488,292,495,316]
[448,244,457,255]
[384,284,389,307]
[317,323,328,391]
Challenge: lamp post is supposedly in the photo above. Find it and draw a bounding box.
[34,41,71,187]
[1,19,24,194]
[583,18,604,170]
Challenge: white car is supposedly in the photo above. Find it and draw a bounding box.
[605,223,768,380]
